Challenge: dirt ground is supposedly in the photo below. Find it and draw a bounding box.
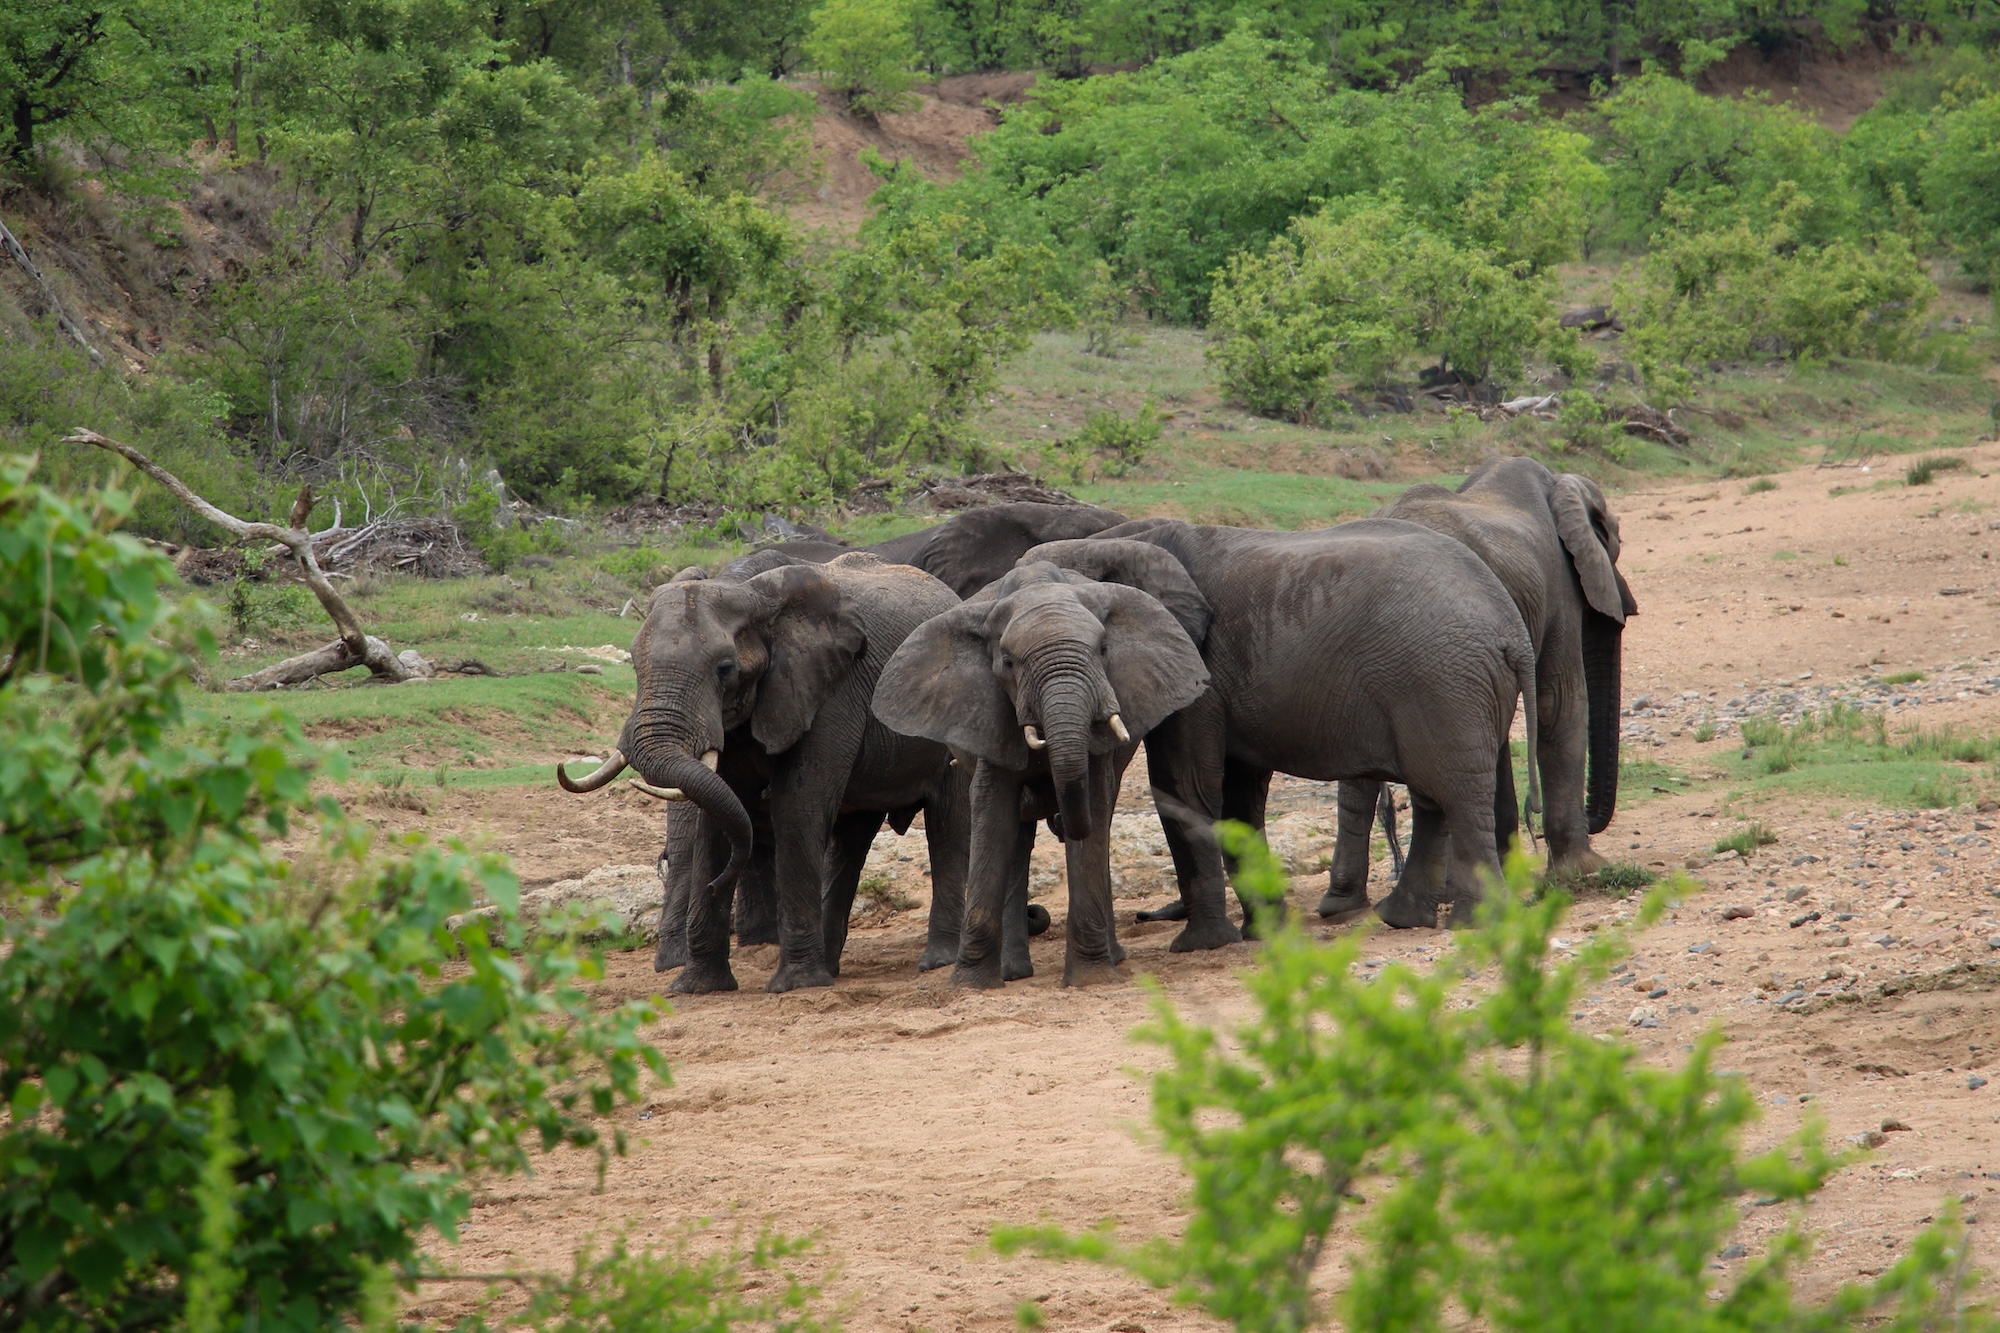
[386,445,2000,1331]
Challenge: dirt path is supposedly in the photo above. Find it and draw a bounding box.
[397,447,2000,1331]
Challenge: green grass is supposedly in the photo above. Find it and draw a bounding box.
[1572,862,1657,896]
[1724,705,1997,810]
[1712,822,1779,856]
[1618,758,1690,803]
[1880,670,1926,685]
[1075,462,1417,527]
[1744,477,1778,494]
[1771,549,1798,560]
[1905,454,1971,486]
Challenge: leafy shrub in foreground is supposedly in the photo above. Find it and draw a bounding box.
[997,830,1991,1332]
[0,456,667,1330]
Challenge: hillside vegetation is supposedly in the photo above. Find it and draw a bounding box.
[2,0,1998,553]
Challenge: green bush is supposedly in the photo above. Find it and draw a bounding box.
[996,831,1991,1332]
[805,0,921,116]
[1713,821,1780,854]
[1619,204,1935,402]
[1906,453,1970,485]
[1207,202,1576,421]
[1923,92,2000,293]
[0,456,667,1329]
[1040,402,1162,482]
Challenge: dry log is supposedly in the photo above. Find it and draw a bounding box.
[64,428,413,689]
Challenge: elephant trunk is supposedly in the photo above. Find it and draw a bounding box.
[625,696,751,894]
[1032,661,1100,845]
[1582,608,1623,834]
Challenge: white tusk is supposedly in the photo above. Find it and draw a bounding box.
[628,778,689,801]
[1023,724,1048,751]
[1108,713,1131,743]
[700,749,720,771]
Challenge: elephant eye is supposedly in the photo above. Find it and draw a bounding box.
[999,655,1014,671]
[717,659,737,680]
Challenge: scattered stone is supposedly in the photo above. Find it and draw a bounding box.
[1771,1094,1794,1106]
[1972,1076,1990,1091]
[1721,904,1756,920]
[1853,1130,1890,1148]
[1776,989,1806,1006]
[447,863,663,945]
[1789,911,1821,928]
[1648,987,1669,999]
[1688,940,1714,954]
[1628,1006,1660,1028]
[574,663,603,675]
[1719,1244,1747,1259]
[1882,1119,1913,1132]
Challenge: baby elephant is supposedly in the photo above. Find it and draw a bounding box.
[874,563,1215,987]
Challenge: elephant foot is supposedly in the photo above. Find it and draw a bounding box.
[1061,957,1126,988]
[766,960,836,993]
[653,937,689,973]
[1135,898,1189,923]
[1169,917,1242,952]
[1373,889,1437,931]
[952,957,1006,990]
[1002,951,1035,982]
[1442,894,1486,930]
[1546,846,1609,881]
[669,961,739,994]
[1025,903,1052,936]
[918,936,960,972]
[1110,938,1127,966]
[1315,887,1372,924]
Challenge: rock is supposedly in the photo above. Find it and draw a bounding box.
[1648,987,1669,999]
[1719,1244,1747,1260]
[575,663,603,675]
[1882,1119,1913,1132]
[1972,1076,1990,1091]
[1776,989,1806,1006]
[1789,910,1820,928]
[1784,884,1810,900]
[1852,1130,1889,1148]
[1721,904,1756,920]
[396,648,436,678]
[448,863,664,945]
[1628,1006,1659,1028]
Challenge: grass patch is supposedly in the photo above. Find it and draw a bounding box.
[1744,477,1778,494]
[1617,758,1691,802]
[1725,704,1997,809]
[1713,822,1779,856]
[1771,549,1798,561]
[1692,719,1717,743]
[1880,670,1926,685]
[1075,464,1417,527]
[1573,862,1658,896]
[1905,454,1970,486]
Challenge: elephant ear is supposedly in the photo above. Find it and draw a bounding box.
[872,601,1029,769]
[1553,474,1626,624]
[1069,582,1210,739]
[1022,538,1212,645]
[745,564,867,753]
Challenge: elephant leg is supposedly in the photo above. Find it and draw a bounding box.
[1537,673,1604,877]
[1443,787,1505,929]
[1141,713,1241,952]
[1375,795,1449,930]
[1002,828,1036,981]
[955,761,1028,989]
[766,784,839,994]
[1492,739,1520,862]
[919,765,972,973]
[671,811,740,993]
[733,837,779,947]
[1220,760,1280,937]
[653,802,697,972]
[821,810,886,978]
[1380,785,1405,881]
[1321,780,1381,922]
[1062,753,1125,987]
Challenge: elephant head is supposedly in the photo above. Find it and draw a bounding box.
[873,563,1207,845]
[556,562,865,893]
[1551,472,1638,834]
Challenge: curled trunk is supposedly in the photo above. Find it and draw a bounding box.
[652,753,753,893]
[1582,608,1622,834]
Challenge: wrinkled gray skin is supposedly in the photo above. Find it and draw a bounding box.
[758,501,1129,597]
[1327,458,1636,916]
[873,562,1215,987]
[1032,519,1541,928]
[558,552,970,994]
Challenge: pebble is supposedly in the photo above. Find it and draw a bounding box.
[1771,1094,1794,1105]
[1882,1118,1913,1132]
[1688,940,1713,954]
[1776,989,1806,1006]
[1648,987,1669,999]
[1721,904,1756,920]
[1853,1130,1890,1148]
[1789,911,1821,928]
[1628,1007,1660,1028]
[1719,1244,1747,1259]
[1972,1076,1990,1091]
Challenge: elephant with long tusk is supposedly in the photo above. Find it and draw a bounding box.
[556,552,972,995]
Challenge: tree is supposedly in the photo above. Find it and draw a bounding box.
[803,0,920,116]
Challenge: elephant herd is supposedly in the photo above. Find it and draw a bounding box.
[554,456,1635,994]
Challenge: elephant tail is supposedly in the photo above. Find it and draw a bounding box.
[1507,632,1542,838]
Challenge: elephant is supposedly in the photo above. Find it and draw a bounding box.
[758,501,1130,598]
[1324,457,1635,917]
[1029,518,1540,929]
[873,560,1218,987]
[554,552,970,994]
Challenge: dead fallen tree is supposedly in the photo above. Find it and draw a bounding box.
[66,428,416,690]
[1476,394,1691,447]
